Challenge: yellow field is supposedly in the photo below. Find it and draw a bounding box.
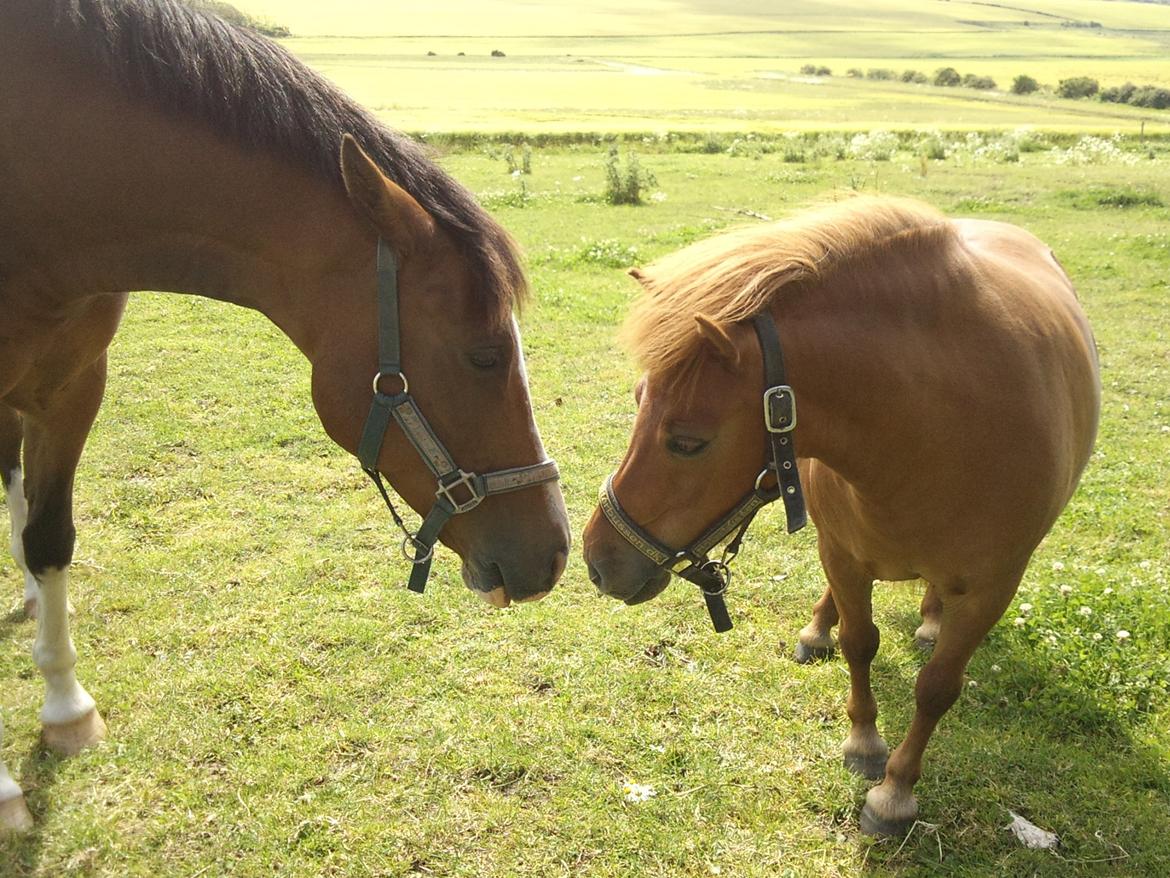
[231,0,1170,132]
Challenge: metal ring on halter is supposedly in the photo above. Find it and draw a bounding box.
[754,467,777,492]
[373,371,409,395]
[698,559,731,596]
[401,535,434,564]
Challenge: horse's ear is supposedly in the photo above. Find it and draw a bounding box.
[694,314,740,370]
[340,134,434,256]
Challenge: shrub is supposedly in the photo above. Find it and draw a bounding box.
[1058,77,1099,99]
[848,129,899,161]
[604,146,657,205]
[1011,75,1040,95]
[800,64,817,75]
[934,67,961,87]
[963,74,997,90]
[816,66,831,77]
[1130,86,1170,110]
[1100,82,1136,104]
[491,49,506,57]
[846,68,863,79]
[901,70,927,84]
[866,68,898,81]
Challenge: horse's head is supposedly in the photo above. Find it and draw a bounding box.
[584,312,767,604]
[310,137,570,606]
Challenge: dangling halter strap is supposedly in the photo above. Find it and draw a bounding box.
[598,312,806,632]
[357,239,560,593]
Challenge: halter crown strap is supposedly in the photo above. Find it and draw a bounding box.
[598,309,806,633]
[356,238,559,594]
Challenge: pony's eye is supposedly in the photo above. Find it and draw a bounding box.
[667,436,709,457]
[469,348,500,369]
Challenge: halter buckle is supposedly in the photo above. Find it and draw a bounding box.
[437,469,484,514]
[764,385,797,433]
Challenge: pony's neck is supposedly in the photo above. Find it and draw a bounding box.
[771,271,950,495]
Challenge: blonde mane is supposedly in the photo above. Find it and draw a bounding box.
[622,195,956,377]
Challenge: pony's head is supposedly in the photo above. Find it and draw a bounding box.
[584,305,770,605]
[311,137,570,606]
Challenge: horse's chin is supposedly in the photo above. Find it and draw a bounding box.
[622,569,672,605]
[460,560,511,607]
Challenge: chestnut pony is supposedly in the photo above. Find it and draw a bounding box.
[584,195,1099,834]
[0,0,569,831]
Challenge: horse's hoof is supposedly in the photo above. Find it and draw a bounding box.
[845,752,888,781]
[794,641,834,663]
[42,708,107,756]
[0,794,34,833]
[23,597,37,620]
[859,802,916,837]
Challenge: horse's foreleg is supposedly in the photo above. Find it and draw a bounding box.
[818,540,888,782]
[0,405,38,618]
[0,711,33,833]
[795,583,838,662]
[21,357,109,756]
[860,571,1021,836]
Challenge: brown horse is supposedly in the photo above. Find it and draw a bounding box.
[583,195,1100,834]
[0,0,570,832]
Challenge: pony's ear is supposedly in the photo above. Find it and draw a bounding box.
[340,134,434,256]
[627,267,651,287]
[694,314,740,370]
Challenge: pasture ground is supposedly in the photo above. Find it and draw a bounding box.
[242,0,1170,133]
[2,136,1168,876]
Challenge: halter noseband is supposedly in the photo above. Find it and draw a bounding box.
[598,312,806,632]
[357,238,560,594]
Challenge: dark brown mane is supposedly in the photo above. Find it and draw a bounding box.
[41,0,526,316]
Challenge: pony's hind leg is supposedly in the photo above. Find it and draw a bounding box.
[914,583,943,650]
[817,540,889,781]
[1,403,39,618]
[21,356,110,755]
[860,569,1022,836]
[795,584,838,663]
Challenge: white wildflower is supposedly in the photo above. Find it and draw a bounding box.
[1014,617,1026,627]
[1052,561,1066,571]
[1093,633,1103,642]
[991,664,1002,673]
[1059,584,1073,597]
[623,782,657,803]
[1103,587,1115,595]
[1078,606,1092,617]
[1117,630,1131,641]
[1019,603,1033,614]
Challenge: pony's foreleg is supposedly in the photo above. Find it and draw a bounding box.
[0,405,38,618]
[860,571,1021,836]
[818,539,889,782]
[795,584,838,663]
[21,358,108,756]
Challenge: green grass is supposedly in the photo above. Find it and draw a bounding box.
[219,0,1170,132]
[3,139,1170,874]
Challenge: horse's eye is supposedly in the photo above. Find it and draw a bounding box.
[666,436,708,457]
[469,349,500,369]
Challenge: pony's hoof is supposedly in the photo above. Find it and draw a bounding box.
[845,752,888,781]
[0,794,34,833]
[859,802,915,837]
[42,708,107,756]
[794,641,834,663]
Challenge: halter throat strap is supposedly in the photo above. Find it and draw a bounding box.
[356,238,559,594]
[598,311,805,632]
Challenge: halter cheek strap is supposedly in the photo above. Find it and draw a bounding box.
[598,311,806,632]
[357,238,560,594]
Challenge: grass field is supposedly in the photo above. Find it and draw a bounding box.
[221,0,1170,132]
[2,133,1168,875]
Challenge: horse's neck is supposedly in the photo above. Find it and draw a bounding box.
[3,36,371,362]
